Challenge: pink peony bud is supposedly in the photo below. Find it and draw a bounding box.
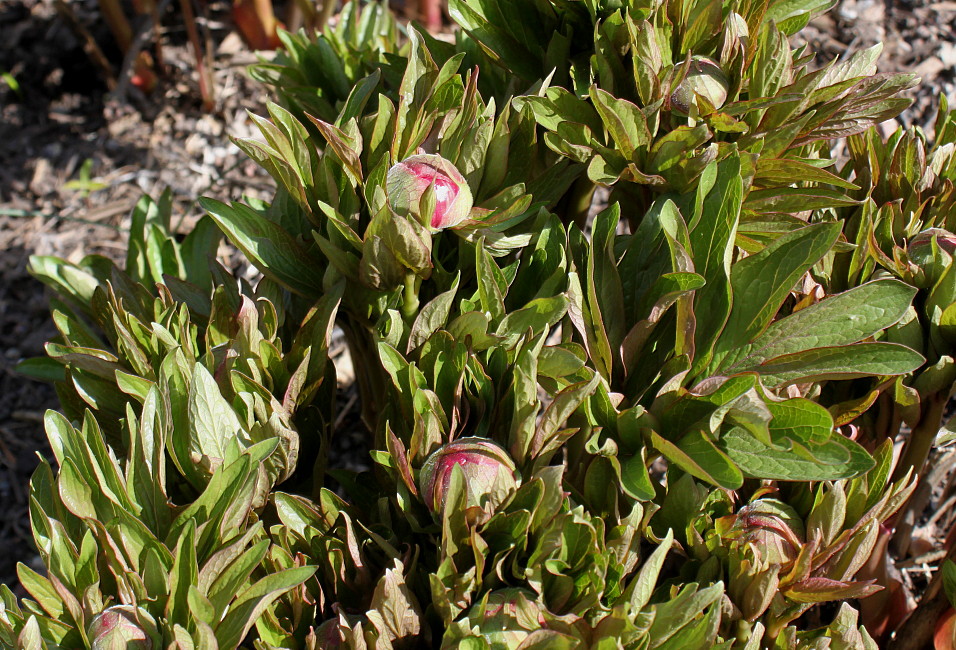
[386,154,474,231]
[419,437,518,522]
[907,228,956,287]
[88,606,158,650]
[670,56,729,116]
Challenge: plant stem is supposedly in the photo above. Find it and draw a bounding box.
[179,0,215,111]
[894,390,947,483]
[889,391,948,557]
[317,0,338,31]
[54,0,117,88]
[402,271,420,320]
[570,177,597,231]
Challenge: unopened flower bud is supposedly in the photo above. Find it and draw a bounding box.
[386,154,473,231]
[313,618,344,648]
[721,500,804,566]
[670,57,729,116]
[907,228,956,287]
[88,606,157,650]
[419,437,518,522]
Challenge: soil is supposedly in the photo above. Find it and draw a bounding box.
[0,0,954,631]
[0,0,276,590]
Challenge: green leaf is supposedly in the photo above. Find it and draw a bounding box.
[751,342,925,387]
[16,357,66,383]
[712,222,842,363]
[690,155,742,370]
[766,398,834,447]
[653,429,743,489]
[590,87,651,157]
[496,295,569,348]
[201,534,270,614]
[754,158,859,190]
[784,577,881,604]
[189,363,246,475]
[620,451,655,501]
[201,198,325,297]
[531,372,600,460]
[18,616,42,650]
[744,187,860,213]
[721,279,916,372]
[721,426,873,480]
[942,560,956,609]
[766,0,838,35]
[16,564,64,621]
[368,560,422,641]
[648,582,723,647]
[166,521,199,626]
[406,273,461,352]
[215,567,317,648]
[476,244,507,321]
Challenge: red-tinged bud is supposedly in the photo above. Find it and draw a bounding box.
[907,228,956,287]
[670,56,729,116]
[312,618,344,648]
[88,606,158,650]
[727,544,780,622]
[723,501,805,567]
[386,154,474,231]
[419,437,518,522]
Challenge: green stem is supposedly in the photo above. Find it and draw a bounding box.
[340,316,386,431]
[889,391,948,557]
[401,271,420,320]
[893,390,947,483]
[570,178,597,231]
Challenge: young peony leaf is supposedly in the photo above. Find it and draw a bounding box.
[784,577,882,604]
[745,342,925,388]
[368,560,423,642]
[188,362,246,477]
[720,279,917,373]
[88,606,159,650]
[214,565,317,649]
[716,221,842,359]
[386,154,474,231]
[627,529,676,612]
[200,198,324,298]
[670,57,730,117]
[721,425,874,481]
[647,582,724,647]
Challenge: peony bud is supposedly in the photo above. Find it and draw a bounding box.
[670,56,729,116]
[728,545,781,622]
[907,227,956,287]
[386,154,474,231]
[312,618,344,648]
[720,500,804,567]
[419,437,518,522]
[87,606,158,650]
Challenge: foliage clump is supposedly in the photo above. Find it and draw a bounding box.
[6,0,956,648]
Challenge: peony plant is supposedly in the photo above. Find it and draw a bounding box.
[6,0,955,648]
